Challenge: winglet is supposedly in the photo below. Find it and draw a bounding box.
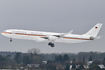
[68,30,73,34]
[61,30,73,37]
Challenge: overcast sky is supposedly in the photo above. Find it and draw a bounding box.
[0,0,105,53]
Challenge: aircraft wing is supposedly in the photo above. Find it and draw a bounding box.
[53,30,73,38]
[41,30,73,41]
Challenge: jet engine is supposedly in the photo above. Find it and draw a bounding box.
[35,38,46,42]
[48,36,58,41]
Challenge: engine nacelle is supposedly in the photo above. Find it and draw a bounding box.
[35,38,46,42]
[48,36,58,41]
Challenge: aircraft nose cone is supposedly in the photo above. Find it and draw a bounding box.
[1,32,4,35]
[1,32,3,35]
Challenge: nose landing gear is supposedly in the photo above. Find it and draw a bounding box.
[48,42,55,47]
[10,38,12,42]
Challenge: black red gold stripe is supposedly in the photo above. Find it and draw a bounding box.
[1,32,92,40]
[63,37,92,40]
[1,32,12,34]
[15,33,45,37]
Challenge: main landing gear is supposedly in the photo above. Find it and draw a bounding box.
[10,38,12,42]
[48,42,55,47]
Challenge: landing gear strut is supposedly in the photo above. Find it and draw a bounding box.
[10,38,12,42]
[48,42,55,47]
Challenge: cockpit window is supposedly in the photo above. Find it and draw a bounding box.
[4,30,6,32]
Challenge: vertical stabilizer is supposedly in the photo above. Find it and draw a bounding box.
[84,23,102,37]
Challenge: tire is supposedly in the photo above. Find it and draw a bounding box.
[48,42,55,47]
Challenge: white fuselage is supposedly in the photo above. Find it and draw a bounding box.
[1,29,92,43]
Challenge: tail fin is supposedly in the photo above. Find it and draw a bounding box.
[84,23,102,37]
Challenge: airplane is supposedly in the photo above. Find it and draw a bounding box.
[1,23,102,47]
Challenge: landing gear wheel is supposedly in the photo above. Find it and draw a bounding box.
[48,42,55,47]
[51,44,55,47]
[10,38,12,42]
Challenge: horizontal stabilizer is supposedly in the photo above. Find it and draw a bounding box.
[96,36,102,39]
